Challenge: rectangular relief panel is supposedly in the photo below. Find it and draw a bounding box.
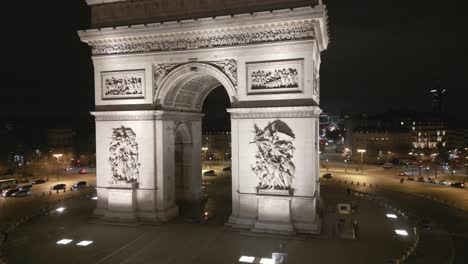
[246,59,304,95]
[101,69,145,100]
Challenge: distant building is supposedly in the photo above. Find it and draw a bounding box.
[202,132,231,161]
[430,85,446,112]
[345,110,453,162]
[47,127,76,154]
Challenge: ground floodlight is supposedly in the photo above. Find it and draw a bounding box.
[56,239,73,245]
[386,214,397,219]
[77,240,94,246]
[260,258,274,264]
[239,256,255,263]
[395,229,408,236]
[91,196,98,200]
[56,207,65,212]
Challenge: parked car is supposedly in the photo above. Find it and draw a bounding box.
[222,166,231,171]
[73,181,87,189]
[406,177,415,181]
[12,189,31,197]
[20,185,33,191]
[450,181,465,188]
[1,188,20,198]
[203,170,216,176]
[383,163,393,169]
[427,178,436,184]
[322,173,333,179]
[418,177,425,182]
[32,179,46,185]
[51,184,66,190]
[78,169,88,174]
[438,179,447,185]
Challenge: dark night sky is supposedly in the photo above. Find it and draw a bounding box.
[2,0,467,135]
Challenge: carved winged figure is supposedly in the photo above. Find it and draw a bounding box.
[251,120,296,190]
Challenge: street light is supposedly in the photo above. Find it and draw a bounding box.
[201,147,208,169]
[357,149,366,175]
[53,153,63,181]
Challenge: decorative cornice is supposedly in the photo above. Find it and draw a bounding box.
[154,110,204,121]
[91,111,157,121]
[87,20,315,56]
[228,106,322,119]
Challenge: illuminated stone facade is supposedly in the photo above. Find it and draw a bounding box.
[80,1,328,234]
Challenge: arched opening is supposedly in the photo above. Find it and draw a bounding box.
[155,63,236,222]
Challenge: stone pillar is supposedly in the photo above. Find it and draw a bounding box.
[91,111,158,222]
[154,117,178,221]
[226,106,322,234]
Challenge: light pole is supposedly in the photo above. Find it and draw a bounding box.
[357,149,366,175]
[201,147,208,169]
[53,153,63,181]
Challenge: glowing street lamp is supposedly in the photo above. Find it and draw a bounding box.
[53,153,63,181]
[357,149,366,175]
[201,147,208,168]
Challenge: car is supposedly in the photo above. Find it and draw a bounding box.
[222,166,231,171]
[73,181,87,189]
[406,177,415,181]
[1,188,20,198]
[51,184,66,190]
[32,179,46,185]
[19,185,33,191]
[438,179,447,185]
[427,178,436,184]
[203,170,216,176]
[322,173,333,179]
[65,166,72,171]
[78,169,88,174]
[450,182,465,188]
[398,172,406,176]
[418,177,425,182]
[12,189,31,197]
[383,163,393,169]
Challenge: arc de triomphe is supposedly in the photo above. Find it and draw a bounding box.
[79,0,329,234]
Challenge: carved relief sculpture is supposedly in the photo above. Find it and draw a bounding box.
[102,70,145,99]
[247,59,303,94]
[251,120,296,190]
[208,59,238,87]
[109,126,140,183]
[153,63,180,91]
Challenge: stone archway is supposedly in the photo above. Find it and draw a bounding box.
[82,2,328,234]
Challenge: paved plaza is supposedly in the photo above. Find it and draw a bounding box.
[2,174,414,264]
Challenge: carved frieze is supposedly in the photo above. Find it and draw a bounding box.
[90,21,315,56]
[154,63,180,91]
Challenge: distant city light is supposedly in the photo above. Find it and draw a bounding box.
[77,240,94,246]
[386,214,397,219]
[395,229,408,236]
[56,239,73,245]
[239,256,255,263]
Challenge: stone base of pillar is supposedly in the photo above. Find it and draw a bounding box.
[156,204,179,221]
[101,182,138,222]
[226,215,256,229]
[294,219,321,234]
[251,189,295,235]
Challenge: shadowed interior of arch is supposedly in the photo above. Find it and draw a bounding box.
[174,85,232,222]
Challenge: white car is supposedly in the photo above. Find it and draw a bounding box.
[383,163,393,169]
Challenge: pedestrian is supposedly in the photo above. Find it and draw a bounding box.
[3,231,8,243]
[355,167,358,172]
[49,191,52,196]
[347,188,351,195]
